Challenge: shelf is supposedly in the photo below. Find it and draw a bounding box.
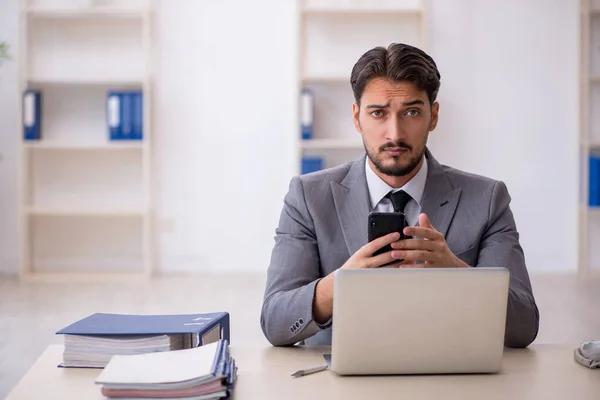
[302,76,349,84]
[27,16,145,80]
[589,207,600,216]
[25,6,149,19]
[20,271,149,282]
[301,138,364,150]
[26,76,145,86]
[26,206,146,217]
[301,7,422,17]
[18,0,153,279]
[24,141,145,151]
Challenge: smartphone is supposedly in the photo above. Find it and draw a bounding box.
[368,212,407,257]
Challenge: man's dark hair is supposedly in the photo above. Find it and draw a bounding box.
[350,42,441,107]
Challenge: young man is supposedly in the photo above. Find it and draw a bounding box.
[260,43,539,349]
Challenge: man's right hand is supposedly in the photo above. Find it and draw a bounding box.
[340,232,404,269]
[313,232,404,324]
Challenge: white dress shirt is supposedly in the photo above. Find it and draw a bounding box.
[365,155,428,227]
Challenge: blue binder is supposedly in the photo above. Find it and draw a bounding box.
[107,90,143,140]
[301,156,323,174]
[590,155,600,207]
[57,312,230,342]
[301,88,314,140]
[23,90,41,140]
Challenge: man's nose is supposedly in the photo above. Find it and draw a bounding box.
[386,116,405,142]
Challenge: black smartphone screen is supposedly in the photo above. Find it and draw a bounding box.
[368,212,407,257]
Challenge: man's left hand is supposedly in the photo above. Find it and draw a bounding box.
[391,213,470,268]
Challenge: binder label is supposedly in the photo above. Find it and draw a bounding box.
[301,89,314,126]
[24,92,35,127]
[107,95,120,128]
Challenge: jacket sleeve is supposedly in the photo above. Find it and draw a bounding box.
[260,176,328,346]
[477,180,540,348]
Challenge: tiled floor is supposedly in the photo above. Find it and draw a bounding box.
[1,272,599,398]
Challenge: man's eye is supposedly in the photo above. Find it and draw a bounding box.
[406,109,420,117]
[370,110,385,118]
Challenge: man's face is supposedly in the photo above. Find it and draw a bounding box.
[353,78,439,177]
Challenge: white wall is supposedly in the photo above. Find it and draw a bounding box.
[0,0,579,274]
[426,0,579,272]
[0,0,20,274]
[152,0,298,273]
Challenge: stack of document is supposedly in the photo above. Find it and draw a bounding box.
[56,312,230,368]
[95,339,236,400]
[62,334,186,368]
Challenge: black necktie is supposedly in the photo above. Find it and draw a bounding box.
[387,190,412,213]
[387,190,412,239]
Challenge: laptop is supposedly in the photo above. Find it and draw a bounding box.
[329,267,509,375]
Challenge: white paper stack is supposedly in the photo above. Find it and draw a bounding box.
[95,339,236,400]
[63,334,187,368]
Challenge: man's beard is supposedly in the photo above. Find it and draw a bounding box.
[366,140,425,177]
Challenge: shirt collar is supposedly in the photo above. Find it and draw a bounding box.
[365,155,428,210]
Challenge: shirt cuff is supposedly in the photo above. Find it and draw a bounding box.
[315,317,332,329]
[311,277,333,329]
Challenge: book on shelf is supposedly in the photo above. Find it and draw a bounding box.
[302,156,323,174]
[95,339,237,400]
[23,90,42,140]
[107,90,144,141]
[590,154,600,207]
[55,312,230,368]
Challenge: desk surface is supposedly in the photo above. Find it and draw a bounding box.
[6,344,600,400]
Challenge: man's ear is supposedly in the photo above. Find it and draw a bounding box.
[352,102,361,133]
[429,101,439,131]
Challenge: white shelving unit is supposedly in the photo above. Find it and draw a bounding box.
[579,0,600,277]
[295,0,428,175]
[17,0,153,279]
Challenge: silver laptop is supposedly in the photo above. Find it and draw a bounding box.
[330,267,509,375]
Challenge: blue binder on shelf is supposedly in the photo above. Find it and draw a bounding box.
[590,154,600,207]
[301,88,314,140]
[23,90,41,140]
[301,156,323,174]
[107,90,143,141]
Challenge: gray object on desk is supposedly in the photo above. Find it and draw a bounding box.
[329,268,510,375]
[574,340,600,369]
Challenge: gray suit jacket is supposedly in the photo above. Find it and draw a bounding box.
[260,149,539,348]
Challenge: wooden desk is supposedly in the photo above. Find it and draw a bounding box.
[6,344,600,399]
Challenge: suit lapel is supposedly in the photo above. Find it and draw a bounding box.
[420,149,462,237]
[331,157,371,257]
[331,150,461,257]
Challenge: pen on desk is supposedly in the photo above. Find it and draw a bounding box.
[291,363,328,378]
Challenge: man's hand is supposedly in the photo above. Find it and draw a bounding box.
[391,213,470,268]
[313,232,405,323]
[340,231,405,269]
